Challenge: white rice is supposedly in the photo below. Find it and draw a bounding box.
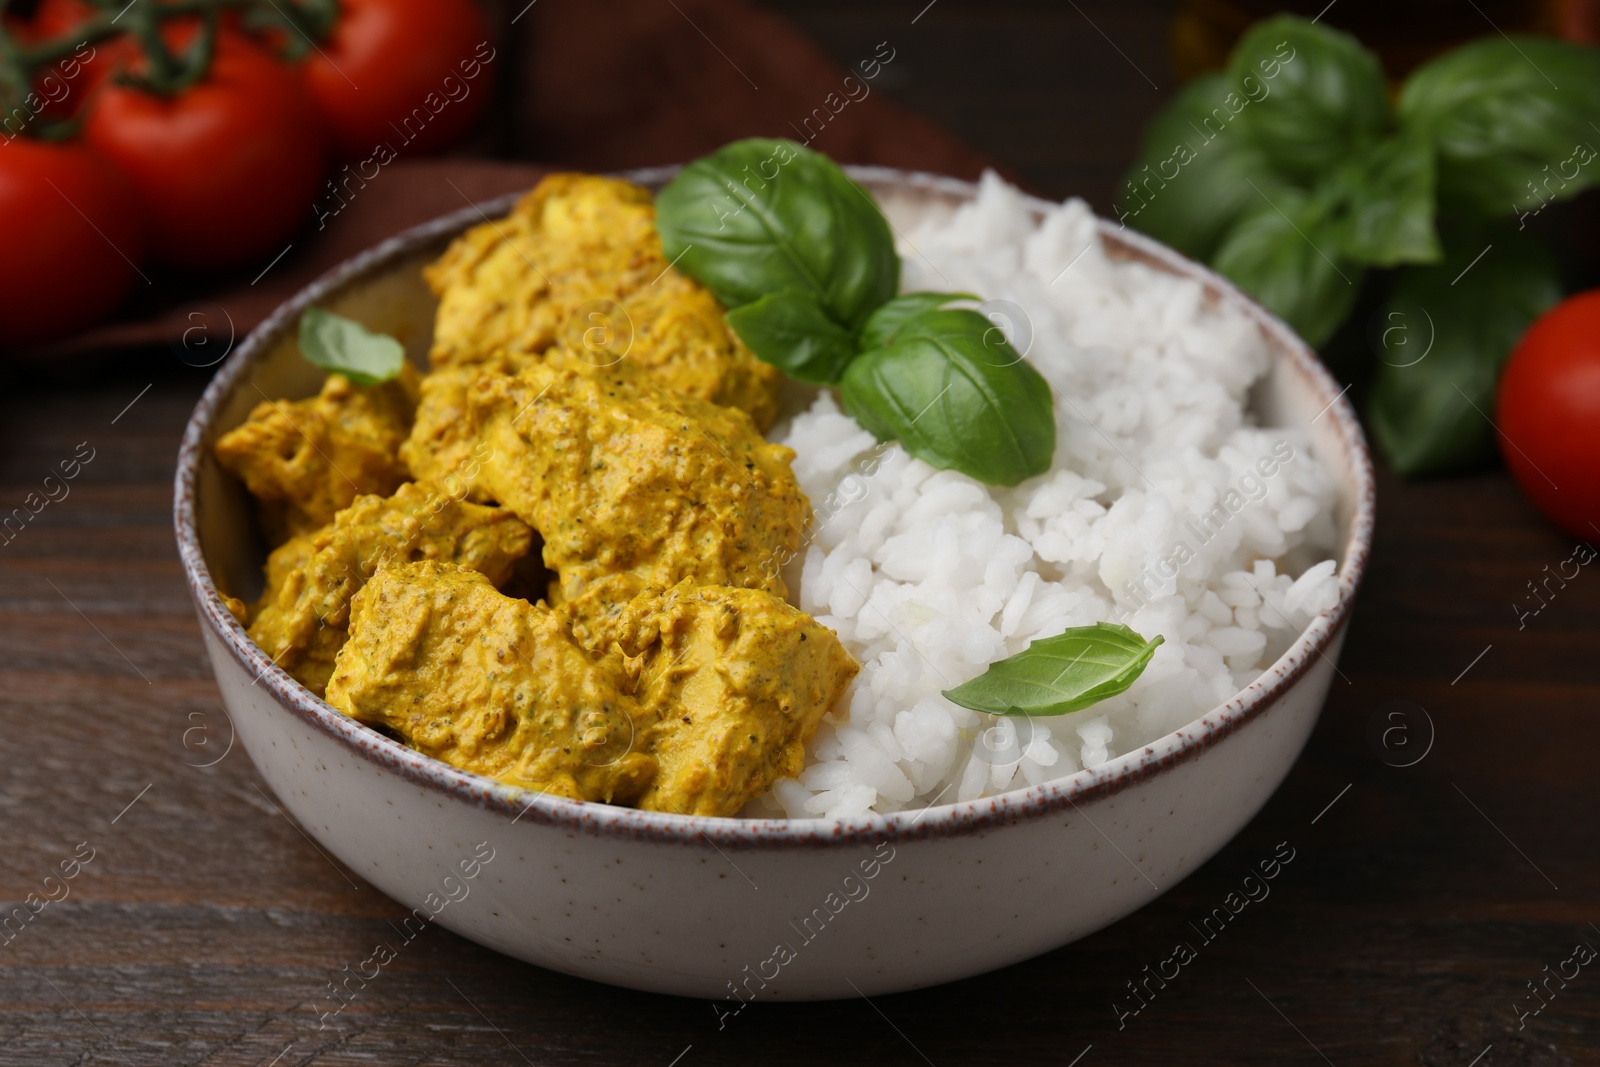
[751,172,1342,820]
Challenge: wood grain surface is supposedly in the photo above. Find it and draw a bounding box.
[2,2,1597,1064]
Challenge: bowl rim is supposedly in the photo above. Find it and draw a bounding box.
[174,164,1376,851]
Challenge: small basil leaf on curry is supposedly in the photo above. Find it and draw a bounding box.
[724,289,858,385]
[858,292,978,351]
[299,307,406,386]
[840,308,1055,487]
[942,622,1164,717]
[656,137,900,331]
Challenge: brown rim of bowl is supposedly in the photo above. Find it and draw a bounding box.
[174,165,1375,852]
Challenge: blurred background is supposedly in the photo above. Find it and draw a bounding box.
[0,0,1594,351]
[9,0,1600,499]
[2,4,1599,1064]
[4,0,1598,407]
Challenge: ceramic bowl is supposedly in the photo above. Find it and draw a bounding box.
[174,167,1375,1001]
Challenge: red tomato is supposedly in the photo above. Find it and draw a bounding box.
[32,2,255,119]
[0,139,146,348]
[304,0,492,160]
[83,27,326,270]
[1496,289,1600,538]
[32,0,94,30]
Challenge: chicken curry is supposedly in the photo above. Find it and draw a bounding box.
[215,173,857,818]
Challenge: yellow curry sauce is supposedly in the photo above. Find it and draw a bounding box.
[247,480,533,698]
[216,172,858,817]
[465,356,808,621]
[215,365,420,542]
[328,562,659,806]
[327,563,855,816]
[403,174,781,494]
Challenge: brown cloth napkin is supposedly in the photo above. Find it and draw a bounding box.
[43,161,553,358]
[518,0,995,177]
[35,0,996,359]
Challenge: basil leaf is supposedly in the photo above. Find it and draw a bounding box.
[859,292,977,351]
[724,290,857,385]
[299,307,405,386]
[1120,72,1286,262]
[942,623,1164,717]
[656,138,900,331]
[1226,15,1389,180]
[840,308,1054,487]
[1211,188,1363,348]
[1370,223,1561,476]
[1398,36,1600,217]
[1338,134,1442,268]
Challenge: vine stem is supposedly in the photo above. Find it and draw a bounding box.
[0,0,339,135]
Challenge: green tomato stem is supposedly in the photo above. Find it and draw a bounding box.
[0,0,342,130]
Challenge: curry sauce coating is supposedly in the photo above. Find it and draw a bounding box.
[569,582,859,817]
[326,561,656,805]
[469,359,809,620]
[398,356,519,501]
[248,481,533,698]
[215,366,420,542]
[422,172,780,428]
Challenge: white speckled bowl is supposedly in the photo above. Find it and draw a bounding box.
[175,167,1374,1001]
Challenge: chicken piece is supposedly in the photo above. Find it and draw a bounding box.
[327,563,855,817]
[468,359,809,624]
[248,481,533,697]
[215,366,420,542]
[397,360,506,502]
[568,582,859,817]
[604,275,782,428]
[221,595,249,625]
[326,561,656,805]
[423,172,780,428]
[424,174,657,368]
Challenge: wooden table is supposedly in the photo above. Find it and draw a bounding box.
[3,2,1597,1064]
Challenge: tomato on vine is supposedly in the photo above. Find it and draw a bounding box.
[303,0,492,159]
[0,0,491,345]
[30,0,132,113]
[83,22,327,270]
[0,139,146,347]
